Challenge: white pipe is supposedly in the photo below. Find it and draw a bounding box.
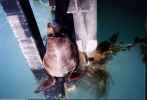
[67,0,97,54]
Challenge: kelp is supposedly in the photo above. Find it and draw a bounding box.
[95,69,110,96]
[84,64,110,97]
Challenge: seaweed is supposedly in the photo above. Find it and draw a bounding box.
[89,65,111,97]
[109,32,119,44]
[97,41,111,53]
[138,34,147,66]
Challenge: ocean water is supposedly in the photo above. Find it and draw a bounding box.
[30,1,145,99]
[0,4,44,99]
[0,0,146,99]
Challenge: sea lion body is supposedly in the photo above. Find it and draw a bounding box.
[43,35,79,77]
